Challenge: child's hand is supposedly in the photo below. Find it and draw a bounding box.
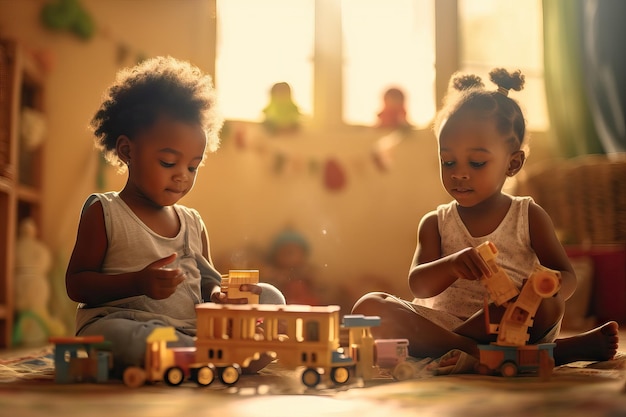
[137,253,185,299]
[210,284,263,304]
[449,247,491,281]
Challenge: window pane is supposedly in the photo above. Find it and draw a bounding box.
[458,0,548,130]
[216,0,314,121]
[342,0,436,128]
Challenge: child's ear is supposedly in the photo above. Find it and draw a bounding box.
[116,135,132,165]
[507,150,525,176]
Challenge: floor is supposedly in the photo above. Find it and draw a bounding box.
[1,328,625,417]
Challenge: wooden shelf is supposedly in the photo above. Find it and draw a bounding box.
[16,184,40,203]
[0,39,45,348]
[0,176,11,194]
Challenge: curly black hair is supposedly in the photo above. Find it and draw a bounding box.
[434,68,526,150]
[90,56,223,170]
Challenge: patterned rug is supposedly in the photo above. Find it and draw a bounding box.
[1,346,626,417]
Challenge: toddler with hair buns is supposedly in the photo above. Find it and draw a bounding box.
[352,68,619,373]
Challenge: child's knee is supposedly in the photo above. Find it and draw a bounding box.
[530,297,565,341]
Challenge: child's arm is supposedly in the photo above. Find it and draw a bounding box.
[528,201,576,300]
[199,227,221,302]
[408,211,491,299]
[65,201,185,305]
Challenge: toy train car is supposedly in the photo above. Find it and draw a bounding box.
[122,303,412,388]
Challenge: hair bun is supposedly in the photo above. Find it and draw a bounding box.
[489,68,525,92]
[450,73,484,92]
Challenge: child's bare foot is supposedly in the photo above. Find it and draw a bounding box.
[554,321,619,365]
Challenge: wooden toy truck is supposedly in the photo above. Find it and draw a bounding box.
[123,304,413,388]
[475,241,561,378]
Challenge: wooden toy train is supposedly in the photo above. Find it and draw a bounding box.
[51,302,413,388]
[122,304,412,388]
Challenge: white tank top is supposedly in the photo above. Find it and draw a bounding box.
[75,192,221,335]
[420,195,538,320]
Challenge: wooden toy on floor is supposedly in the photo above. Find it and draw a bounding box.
[123,303,413,388]
[49,335,112,383]
[475,241,561,379]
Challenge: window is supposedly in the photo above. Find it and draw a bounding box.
[342,0,435,127]
[305,321,320,341]
[215,0,547,131]
[215,0,314,122]
[458,0,548,130]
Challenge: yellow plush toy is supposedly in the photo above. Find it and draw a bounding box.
[262,82,301,134]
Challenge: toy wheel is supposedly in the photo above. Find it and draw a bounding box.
[500,361,518,377]
[164,366,185,386]
[195,365,216,386]
[331,367,350,385]
[220,364,241,385]
[301,368,321,388]
[123,366,146,388]
[392,362,414,381]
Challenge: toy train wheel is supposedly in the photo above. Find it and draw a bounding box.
[220,364,242,385]
[123,366,146,388]
[164,366,185,386]
[331,367,350,385]
[301,368,321,388]
[392,362,415,381]
[194,365,217,386]
[500,361,518,377]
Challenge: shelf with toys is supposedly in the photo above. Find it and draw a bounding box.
[0,38,47,348]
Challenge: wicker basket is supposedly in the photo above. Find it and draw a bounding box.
[517,154,626,245]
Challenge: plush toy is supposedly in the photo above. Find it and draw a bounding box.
[40,0,95,41]
[262,82,301,134]
[13,218,66,346]
[264,229,321,305]
[376,87,410,129]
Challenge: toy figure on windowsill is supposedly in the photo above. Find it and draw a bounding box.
[262,82,301,134]
[376,87,410,130]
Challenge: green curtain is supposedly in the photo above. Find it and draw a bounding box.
[542,0,604,157]
[581,0,626,154]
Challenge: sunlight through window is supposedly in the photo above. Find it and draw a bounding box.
[216,0,314,122]
[342,0,435,128]
[215,0,544,131]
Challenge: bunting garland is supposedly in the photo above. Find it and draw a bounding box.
[228,123,411,192]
